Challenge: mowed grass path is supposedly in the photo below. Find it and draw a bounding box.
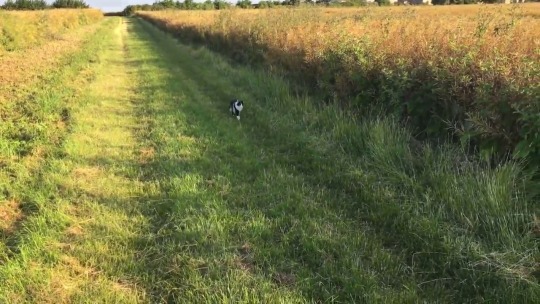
[124,19,415,302]
[1,17,537,303]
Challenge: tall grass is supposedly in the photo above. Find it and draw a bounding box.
[138,5,540,167]
[0,9,103,53]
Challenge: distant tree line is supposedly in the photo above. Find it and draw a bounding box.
[1,0,89,10]
[52,0,89,8]
[123,0,533,14]
[123,0,229,14]
[123,0,376,15]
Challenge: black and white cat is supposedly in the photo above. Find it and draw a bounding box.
[229,99,244,120]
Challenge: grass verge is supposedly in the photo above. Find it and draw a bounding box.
[0,17,147,302]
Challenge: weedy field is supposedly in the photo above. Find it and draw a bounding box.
[139,4,540,166]
[0,5,539,304]
[0,9,103,53]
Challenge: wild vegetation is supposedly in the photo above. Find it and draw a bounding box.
[123,0,540,15]
[0,9,102,52]
[139,5,540,167]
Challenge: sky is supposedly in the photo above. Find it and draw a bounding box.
[85,0,152,12]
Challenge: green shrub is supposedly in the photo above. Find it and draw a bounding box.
[2,0,48,10]
[236,0,252,8]
[52,0,89,8]
[375,0,392,5]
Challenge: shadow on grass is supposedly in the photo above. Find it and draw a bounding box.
[119,18,420,303]
[79,18,537,303]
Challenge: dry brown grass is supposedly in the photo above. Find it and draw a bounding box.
[0,9,103,53]
[140,5,539,76]
[0,10,103,96]
[138,146,155,164]
[0,199,24,234]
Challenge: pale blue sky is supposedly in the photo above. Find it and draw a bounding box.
[85,1,151,12]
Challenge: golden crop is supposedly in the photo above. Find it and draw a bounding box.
[139,5,539,84]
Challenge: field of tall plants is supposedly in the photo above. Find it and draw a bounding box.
[138,4,540,167]
[0,9,102,53]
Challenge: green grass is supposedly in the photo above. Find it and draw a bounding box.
[0,16,538,303]
[0,17,142,302]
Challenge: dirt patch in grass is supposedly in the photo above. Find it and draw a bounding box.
[66,223,85,239]
[73,166,103,180]
[138,147,155,164]
[272,272,296,287]
[234,243,256,273]
[0,199,25,236]
[532,214,540,238]
[59,255,100,277]
[112,279,141,294]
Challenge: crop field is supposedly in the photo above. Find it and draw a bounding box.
[1,5,539,304]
